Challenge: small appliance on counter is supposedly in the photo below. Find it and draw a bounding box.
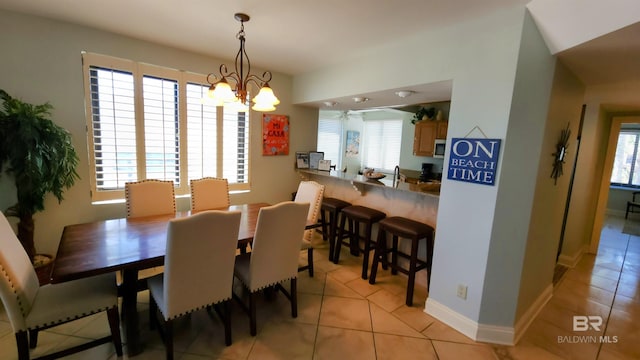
[419,163,433,182]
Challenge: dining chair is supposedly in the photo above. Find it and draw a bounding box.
[0,212,123,360]
[233,201,310,336]
[293,180,325,277]
[125,179,176,218]
[147,210,241,359]
[190,177,231,212]
[124,179,176,287]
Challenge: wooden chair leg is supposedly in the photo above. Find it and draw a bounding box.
[149,296,158,330]
[291,278,298,318]
[249,291,257,336]
[223,300,232,346]
[16,331,29,360]
[307,248,314,277]
[165,319,174,360]
[28,329,38,349]
[107,306,124,356]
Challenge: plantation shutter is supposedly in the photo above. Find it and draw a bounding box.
[88,66,137,190]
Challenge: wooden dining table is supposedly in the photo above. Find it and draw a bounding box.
[51,203,273,356]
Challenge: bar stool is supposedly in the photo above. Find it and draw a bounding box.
[368,216,435,306]
[319,197,351,262]
[334,205,386,279]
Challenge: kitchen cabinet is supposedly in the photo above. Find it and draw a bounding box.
[413,121,448,156]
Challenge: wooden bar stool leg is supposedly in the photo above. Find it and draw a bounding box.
[406,237,419,306]
[349,219,360,256]
[426,236,435,291]
[329,211,342,258]
[326,210,335,262]
[369,227,386,284]
[391,236,399,275]
[361,222,373,279]
[320,210,329,242]
[334,215,348,264]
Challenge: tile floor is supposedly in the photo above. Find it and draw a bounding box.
[0,214,638,359]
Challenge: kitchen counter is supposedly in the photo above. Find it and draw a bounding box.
[298,168,439,289]
[298,169,440,198]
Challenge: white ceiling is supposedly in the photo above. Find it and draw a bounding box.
[1,0,638,110]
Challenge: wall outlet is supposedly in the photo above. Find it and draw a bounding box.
[456,284,468,300]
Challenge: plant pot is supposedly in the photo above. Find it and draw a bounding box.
[34,253,54,285]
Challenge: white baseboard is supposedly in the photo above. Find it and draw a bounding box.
[513,283,553,344]
[557,244,587,268]
[424,284,554,345]
[424,298,515,345]
[424,298,478,341]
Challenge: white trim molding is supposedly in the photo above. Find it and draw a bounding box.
[425,284,553,345]
[513,284,553,344]
[557,244,588,268]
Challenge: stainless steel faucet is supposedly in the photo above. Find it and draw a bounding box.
[393,165,400,187]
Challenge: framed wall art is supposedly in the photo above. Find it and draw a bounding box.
[262,114,289,156]
[296,151,310,169]
[346,130,360,158]
[309,151,324,170]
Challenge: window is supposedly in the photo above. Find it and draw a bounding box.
[611,129,640,187]
[362,119,402,172]
[317,115,343,170]
[83,52,250,201]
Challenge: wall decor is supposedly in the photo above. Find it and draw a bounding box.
[309,151,324,170]
[262,114,289,155]
[318,159,332,171]
[346,130,360,158]
[551,123,571,185]
[296,151,309,169]
[447,138,502,186]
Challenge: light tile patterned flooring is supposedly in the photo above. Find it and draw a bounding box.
[0,214,639,359]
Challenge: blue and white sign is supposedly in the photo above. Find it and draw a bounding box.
[447,138,502,186]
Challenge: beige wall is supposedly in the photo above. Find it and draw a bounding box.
[516,61,585,322]
[583,83,640,254]
[0,10,318,255]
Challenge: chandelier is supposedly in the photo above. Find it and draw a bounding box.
[206,13,280,112]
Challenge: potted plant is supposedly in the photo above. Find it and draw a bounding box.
[0,89,80,265]
[412,106,436,124]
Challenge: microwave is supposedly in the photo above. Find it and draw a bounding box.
[434,139,446,158]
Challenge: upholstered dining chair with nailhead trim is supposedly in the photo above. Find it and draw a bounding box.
[147,210,241,359]
[293,180,325,277]
[0,211,122,360]
[232,201,309,336]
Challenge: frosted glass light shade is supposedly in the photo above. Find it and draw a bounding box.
[208,80,236,102]
[252,85,280,106]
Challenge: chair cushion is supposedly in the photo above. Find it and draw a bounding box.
[321,198,351,212]
[25,273,117,330]
[341,206,386,223]
[379,217,433,239]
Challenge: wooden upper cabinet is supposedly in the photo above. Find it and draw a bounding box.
[436,122,448,139]
[413,121,448,157]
